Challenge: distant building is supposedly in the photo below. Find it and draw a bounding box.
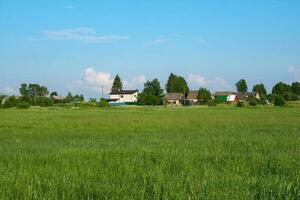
[51,95,63,101]
[215,91,234,102]
[164,93,184,106]
[109,90,138,104]
[234,92,260,101]
[227,94,239,103]
[186,91,198,104]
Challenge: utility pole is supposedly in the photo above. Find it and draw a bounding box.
[101,86,104,99]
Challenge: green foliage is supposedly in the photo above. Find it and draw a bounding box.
[236,101,245,107]
[252,83,267,97]
[50,91,58,97]
[138,79,163,105]
[197,87,212,105]
[64,92,73,103]
[258,96,267,105]
[207,99,217,106]
[19,83,49,105]
[16,102,30,109]
[19,83,29,96]
[143,79,163,97]
[248,97,258,106]
[235,79,248,92]
[290,93,299,101]
[166,73,189,94]
[291,82,300,95]
[98,98,110,107]
[1,108,299,199]
[272,94,286,106]
[38,97,53,107]
[138,93,162,105]
[111,74,123,92]
[89,98,97,103]
[272,82,292,101]
[2,96,17,108]
[73,94,84,102]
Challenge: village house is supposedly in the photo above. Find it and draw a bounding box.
[227,94,239,103]
[109,90,139,104]
[186,91,198,105]
[164,93,184,106]
[234,92,260,101]
[215,91,234,102]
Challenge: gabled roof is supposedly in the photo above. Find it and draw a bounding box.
[187,91,198,100]
[164,93,183,100]
[227,94,238,102]
[215,91,234,96]
[233,92,259,100]
[52,95,63,100]
[109,90,139,95]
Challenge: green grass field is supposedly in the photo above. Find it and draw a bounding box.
[0,107,299,199]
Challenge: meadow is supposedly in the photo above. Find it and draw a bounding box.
[0,106,299,199]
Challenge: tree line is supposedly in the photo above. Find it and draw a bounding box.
[0,73,300,108]
[111,73,300,106]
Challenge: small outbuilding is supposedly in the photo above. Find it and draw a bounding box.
[164,93,184,106]
[186,91,198,105]
[227,94,239,103]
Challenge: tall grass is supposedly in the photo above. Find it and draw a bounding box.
[0,107,299,199]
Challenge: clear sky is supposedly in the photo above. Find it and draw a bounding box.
[1,0,300,98]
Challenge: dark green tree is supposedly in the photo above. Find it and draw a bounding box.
[80,94,84,102]
[50,91,58,97]
[235,79,248,92]
[197,87,212,105]
[272,82,292,101]
[111,75,123,92]
[166,73,189,94]
[291,82,300,95]
[138,79,164,105]
[143,79,163,96]
[19,83,29,97]
[252,83,267,97]
[65,92,73,103]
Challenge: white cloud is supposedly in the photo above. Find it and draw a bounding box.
[124,75,146,89]
[288,64,300,81]
[64,5,76,9]
[32,27,129,44]
[82,68,114,92]
[188,74,206,85]
[188,74,232,91]
[1,86,17,95]
[143,38,169,46]
[68,68,146,95]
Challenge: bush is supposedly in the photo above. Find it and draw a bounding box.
[259,96,267,105]
[2,96,17,108]
[16,102,30,109]
[38,97,53,107]
[273,94,285,106]
[236,101,245,107]
[99,99,110,107]
[290,93,299,101]
[249,97,258,106]
[207,100,217,106]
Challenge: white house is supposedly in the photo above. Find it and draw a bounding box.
[109,90,139,103]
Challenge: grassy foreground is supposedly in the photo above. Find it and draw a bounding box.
[0,107,299,199]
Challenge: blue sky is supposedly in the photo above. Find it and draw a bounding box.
[1,0,300,98]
